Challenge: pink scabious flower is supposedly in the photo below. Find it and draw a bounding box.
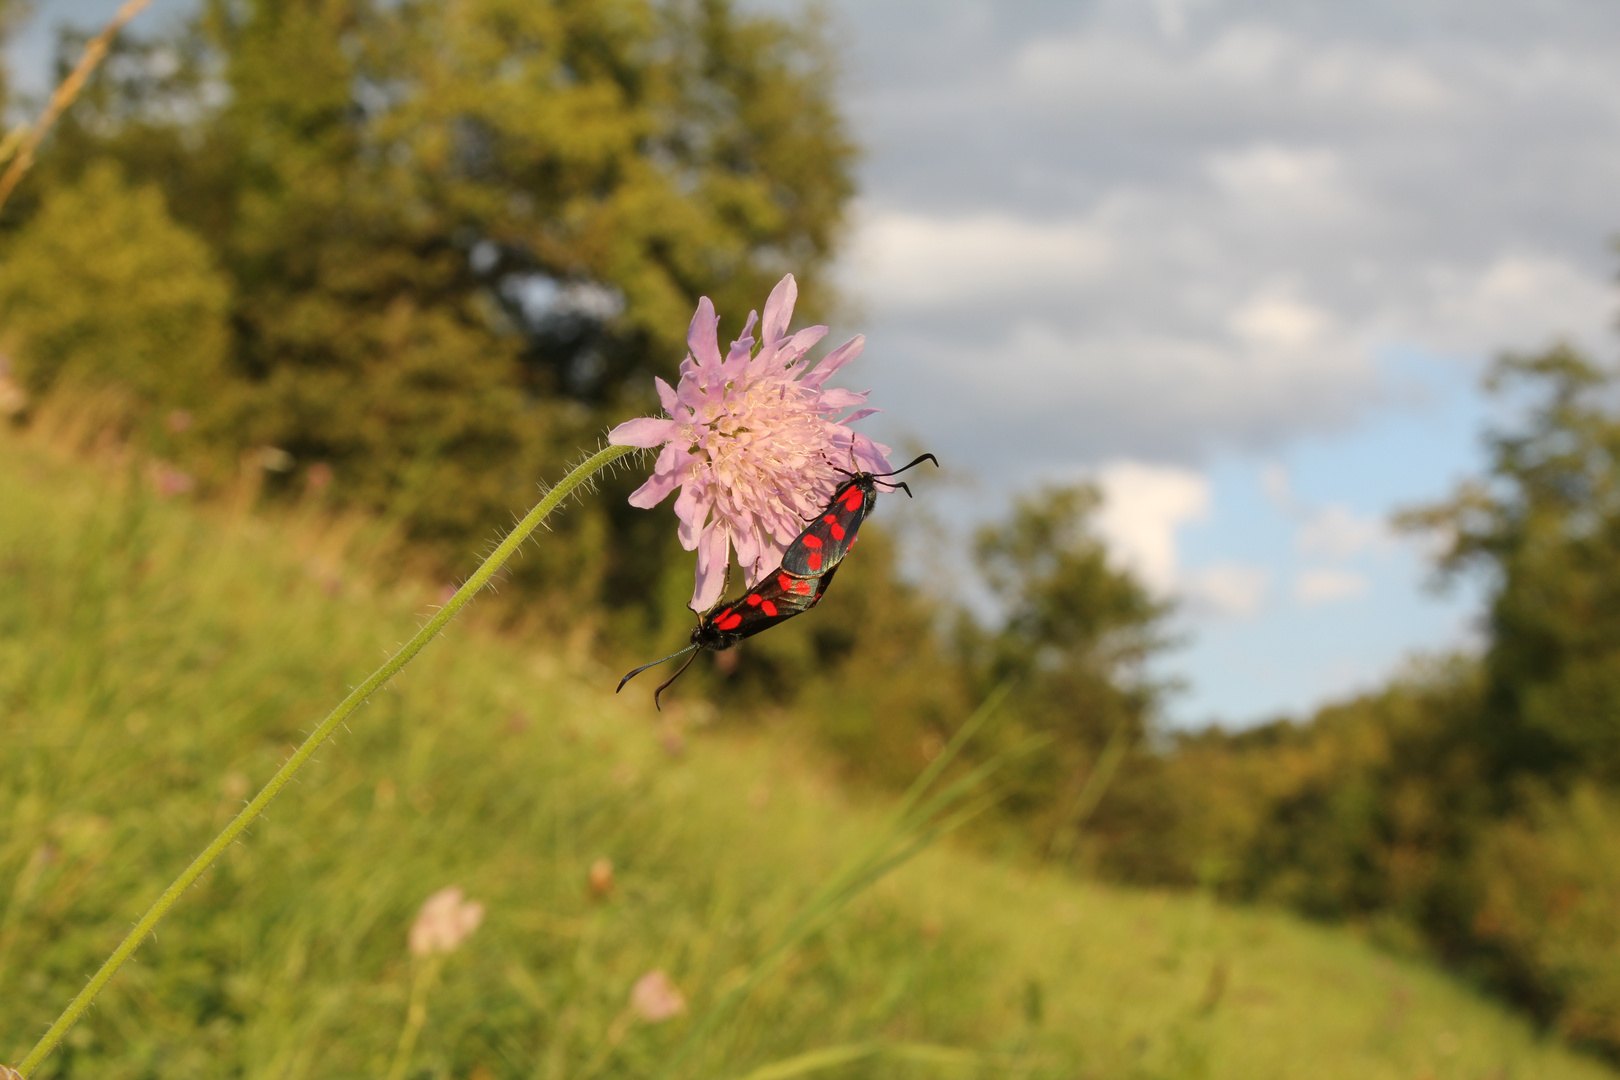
[609,274,892,611]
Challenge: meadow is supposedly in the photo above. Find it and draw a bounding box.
[1,425,1614,1080]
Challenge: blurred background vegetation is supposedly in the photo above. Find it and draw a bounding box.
[5,0,1620,1074]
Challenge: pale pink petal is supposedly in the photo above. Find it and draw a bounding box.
[609,416,679,448]
[677,373,708,411]
[843,407,881,424]
[629,468,683,509]
[655,376,679,415]
[817,388,868,410]
[692,523,731,610]
[652,441,696,479]
[733,520,762,575]
[674,482,712,549]
[723,311,758,378]
[802,335,865,389]
[776,324,828,366]
[760,274,797,344]
[688,296,722,369]
[852,433,894,476]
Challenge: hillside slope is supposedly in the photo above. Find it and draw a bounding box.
[0,432,1611,1080]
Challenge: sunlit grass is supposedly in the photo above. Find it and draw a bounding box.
[1,428,1613,1080]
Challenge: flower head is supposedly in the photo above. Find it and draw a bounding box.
[408,886,484,957]
[609,275,892,611]
[629,969,687,1022]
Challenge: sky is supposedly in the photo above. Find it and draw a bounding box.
[816,0,1620,725]
[10,0,1620,725]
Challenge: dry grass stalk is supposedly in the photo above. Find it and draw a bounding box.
[0,0,156,214]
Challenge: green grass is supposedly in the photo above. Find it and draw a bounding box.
[1,430,1614,1080]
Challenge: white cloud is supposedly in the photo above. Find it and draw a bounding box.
[1227,285,1332,352]
[1093,461,1210,593]
[1406,255,1618,357]
[849,208,1110,311]
[1297,504,1390,560]
[1255,464,1389,560]
[835,3,1620,472]
[1295,568,1370,605]
[1205,144,1362,223]
[1185,562,1271,618]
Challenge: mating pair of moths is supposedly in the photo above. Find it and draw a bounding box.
[618,454,938,708]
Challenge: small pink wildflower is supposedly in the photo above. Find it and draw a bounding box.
[629,969,687,1022]
[408,886,484,957]
[609,274,892,611]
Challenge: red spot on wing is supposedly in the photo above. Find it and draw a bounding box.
[802,535,823,549]
[842,487,864,511]
[829,521,846,541]
[795,579,812,595]
[761,600,778,616]
[808,552,822,570]
[823,514,837,524]
[746,594,762,606]
[717,612,743,631]
[778,573,793,591]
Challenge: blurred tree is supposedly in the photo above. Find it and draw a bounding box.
[23,0,856,633]
[965,483,1174,869]
[971,483,1168,744]
[0,160,231,419]
[1404,345,1620,788]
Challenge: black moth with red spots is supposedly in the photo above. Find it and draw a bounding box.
[778,453,938,578]
[616,452,937,709]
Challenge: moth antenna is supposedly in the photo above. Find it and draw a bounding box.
[616,644,699,694]
[870,453,939,479]
[877,479,914,499]
[652,648,702,711]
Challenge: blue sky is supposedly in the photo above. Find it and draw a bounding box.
[11,0,1620,725]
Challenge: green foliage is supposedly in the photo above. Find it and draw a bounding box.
[1472,785,1620,1052]
[1131,343,1620,1059]
[2,430,1614,1080]
[0,161,230,416]
[1157,660,1486,923]
[965,483,1173,869]
[1405,345,1620,786]
[24,0,855,616]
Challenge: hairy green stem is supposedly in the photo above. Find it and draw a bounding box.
[16,442,635,1076]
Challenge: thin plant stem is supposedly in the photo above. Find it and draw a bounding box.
[384,956,442,1080]
[0,0,155,214]
[655,684,1017,1080]
[15,442,635,1077]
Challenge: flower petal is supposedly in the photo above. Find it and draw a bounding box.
[852,433,894,476]
[733,519,762,576]
[688,296,722,369]
[675,481,712,549]
[628,468,682,509]
[777,324,828,366]
[802,335,864,389]
[654,376,679,415]
[692,524,732,611]
[761,274,797,345]
[724,311,758,378]
[842,407,881,424]
[818,387,868,411]
[609,416,679,448]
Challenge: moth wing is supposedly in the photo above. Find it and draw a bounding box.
[703,571,824,642]
[780,479,873,577]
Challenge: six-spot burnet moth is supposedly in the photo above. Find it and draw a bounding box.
[617,453,940,709]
